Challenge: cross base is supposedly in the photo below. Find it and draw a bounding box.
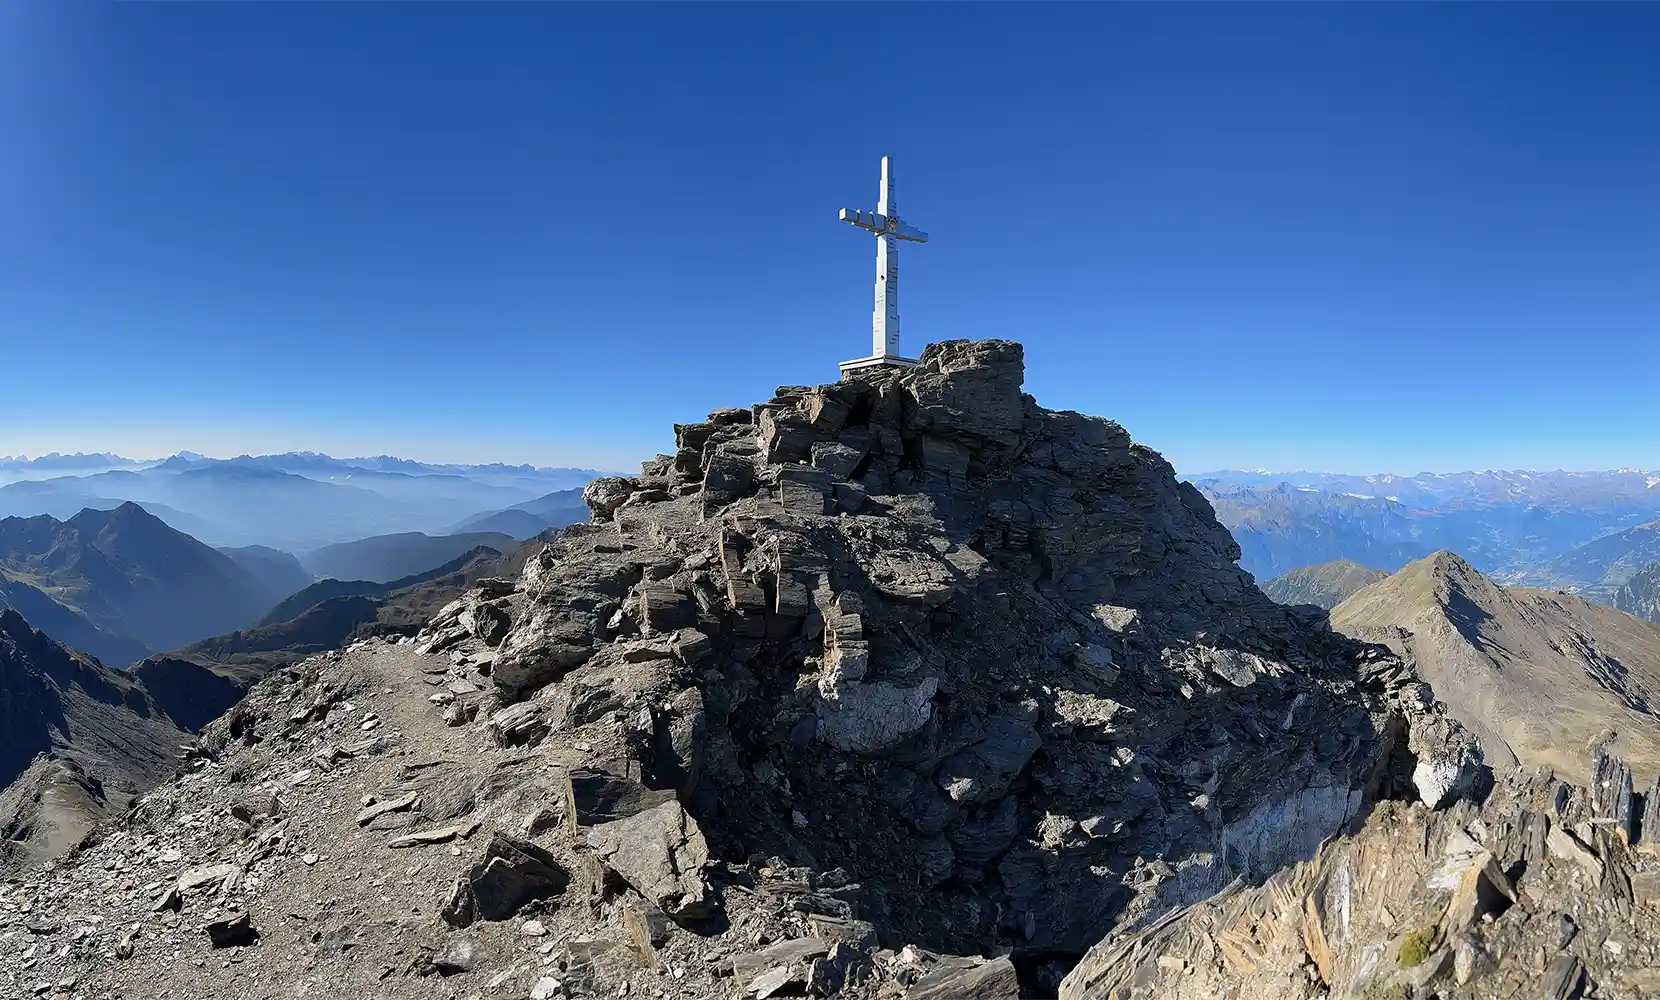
[838,353,919,377]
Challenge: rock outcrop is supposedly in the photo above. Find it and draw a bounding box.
[1060,758,1660,1000]
[431,340,1455,969]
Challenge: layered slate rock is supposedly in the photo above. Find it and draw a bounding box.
[1060,762,1660,1000]
[468,340,1456,961]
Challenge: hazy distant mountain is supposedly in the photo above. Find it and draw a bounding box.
[0,453,141,476]
[0,609,189,869]
[1201,484,1431,579]
[1260,560,1388,609]
[1614,560,1660,625]
[1332,552,1660,784]
[1194,469,1660,581]
[299,530,517,584]
[1507,518,1660,599]
[448,487,589,539]
[0,483,218,538]
[0,504,298,658]
[0,452,604,551]
[217,544,314,598]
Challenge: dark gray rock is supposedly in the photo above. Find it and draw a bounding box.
[204,912,258,949]
[487,701,551,748]
[935,710,1042,806]
[563,767,677,829]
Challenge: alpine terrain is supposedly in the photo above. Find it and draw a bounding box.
[1331,552,1660,784]
[1261,560,1389,610]
[0,610,191,869]
[0,342,1655,1000]
[0,503,313,664]
[1614,560,1660,625]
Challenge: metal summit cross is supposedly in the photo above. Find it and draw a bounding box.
[838,156,929,376]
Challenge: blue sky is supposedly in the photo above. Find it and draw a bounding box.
[2,4,1657,474]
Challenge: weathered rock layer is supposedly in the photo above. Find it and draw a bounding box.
[434,340,1451,974]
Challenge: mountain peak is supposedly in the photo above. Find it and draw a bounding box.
[0,605,31,638]
[1333,546,1660,785]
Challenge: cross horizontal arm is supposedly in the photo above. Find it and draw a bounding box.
[840,208,929,243]
[840,208,882,232]
[891,221,929,243]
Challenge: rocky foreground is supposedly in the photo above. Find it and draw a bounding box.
[3,340,1655,1000]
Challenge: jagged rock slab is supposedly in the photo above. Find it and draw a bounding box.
[1059,766,1660,1000]
[585,799,716,922]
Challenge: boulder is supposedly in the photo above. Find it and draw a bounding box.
[585,800,716,921]
[487,701,552,748]
[442,833,571,926]
[204,912,258,949]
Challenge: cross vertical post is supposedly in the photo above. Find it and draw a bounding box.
[839,156,929,376]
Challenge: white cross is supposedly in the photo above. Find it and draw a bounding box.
[838,156,929,375]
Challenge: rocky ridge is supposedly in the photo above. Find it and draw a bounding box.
[1059,753,1660,999]
[2,340,1487,998]
[0,609,190,871]
[1332,551,1660,785]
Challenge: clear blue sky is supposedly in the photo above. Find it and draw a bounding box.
[3,3,1657,474]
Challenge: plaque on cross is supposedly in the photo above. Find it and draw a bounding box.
[838,156,929,376]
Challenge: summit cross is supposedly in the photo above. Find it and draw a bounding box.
[838,156,929,376]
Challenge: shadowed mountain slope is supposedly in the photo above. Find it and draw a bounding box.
[1614,559,1660,626]
[218,544,313,599]
[0,573,152,667]
[1261,559,1388,610]
[1332,551,1660,783]
[0,609,189,869]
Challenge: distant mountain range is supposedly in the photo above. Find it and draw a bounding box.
[300,530,518,583]
[0,451,610,551]
[1192,469,1660,590]
[142,538,544,709]
[447,487,589,539]
[0,504,306,664]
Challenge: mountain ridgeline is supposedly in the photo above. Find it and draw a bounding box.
[1331,550,1660,784]
[0,452,603,552]
[3,342,1660,1000]
[1197,471,1660,595]
[1260,559,1388,609]
[0,503,305,664]
[0,609,190,868]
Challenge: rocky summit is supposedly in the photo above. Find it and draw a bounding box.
[3,339,1647,1000]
